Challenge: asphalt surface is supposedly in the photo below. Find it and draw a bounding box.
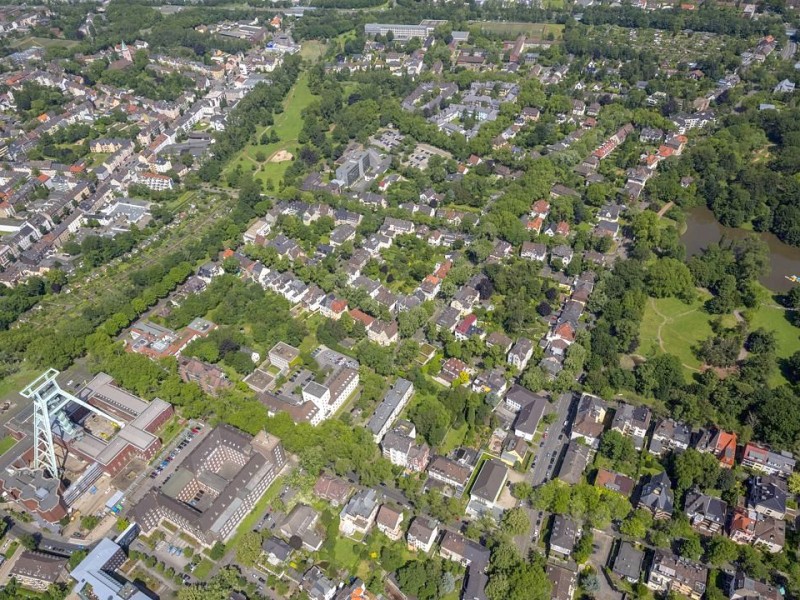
[530,392,575,486]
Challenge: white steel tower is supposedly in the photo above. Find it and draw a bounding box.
[20,369,124,479]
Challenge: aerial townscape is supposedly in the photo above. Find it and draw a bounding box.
[2,1,800,600]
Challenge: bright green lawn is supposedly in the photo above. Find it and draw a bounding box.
[0,365,42,401]
[639,294,731,374]
[0,437,17,457]
[439,422,468,454]
[193,558,214,580]
[224,72,318,185]
[748,303,800,385]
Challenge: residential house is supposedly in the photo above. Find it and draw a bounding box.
[571,393,607,448]
[508,337,533,371]
[376,505,404,541]
[611,403,652,451]
[696,429,737,469]
[684,490,727,534]
[485,331,513,355]
[339,488,380,537]
[440,357,469,385]
[500,435,529,467]
[613,542,644,584]
[313,474,353,507]
[467,459,508,517]
[262,537,293,568]
[558,441,592,485]
[646,551,707,600]
[741,443,796,479]
[280,504,324,551]
[551,244,574,267]
[649,419,692,456]
[638,472,674,520]
[269,341,300,373]
[595,469,635,497]
[521,241,547,262]
[427,455,473,497]
[728,572,782,600]
[382,428,430,472]
[513,392,547,442]
[303,566,337,600]
[438,531,490,600]
[9,551,67,591]
[367,378,415,442]
[747,475,787,520]
[550,515,579,557]
[547,564,577,600]
[407,517,439,553]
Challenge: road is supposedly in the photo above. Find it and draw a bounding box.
[530,392,575,486]
[513,392,575,556]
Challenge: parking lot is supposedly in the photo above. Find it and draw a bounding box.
[147,424,205,482]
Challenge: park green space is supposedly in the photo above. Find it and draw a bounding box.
[9,36,79,50]
[639,293,800,385]
[474,22,564,40]
[224,71,318,186]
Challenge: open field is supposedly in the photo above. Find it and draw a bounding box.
[224,72,317,186]
[474,21,564,40]
[749,302,800,384]
[639,294,727,375]
[300,40,328,61]
[9,36,80,50]
[639,293,800,385]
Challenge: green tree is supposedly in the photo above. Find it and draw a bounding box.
[235,531,263,567]
[500,508,530,536]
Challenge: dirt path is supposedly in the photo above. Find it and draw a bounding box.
[648,298,701,372]
[656,201,674,218]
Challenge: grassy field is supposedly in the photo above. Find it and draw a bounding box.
[475,22,564,40]
[0,365,41,402]
[638,294,732,374]
[440,422,468,454]
[749,303,800,384]
[193,558,214,580]
[9,36,80,50]
[639,294,800,385]
[224,72,318,186]
[0,436,17,457]
[300,40,327,61]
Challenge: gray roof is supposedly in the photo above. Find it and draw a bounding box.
[514,393,547,435]
[639,472,674,516]
[550,515,578,554]
[558,441,591,484]
[70,538,150,600]
[685,490,727,526]
[613,542,644,580]
[367,378,413,437]
[470,459,508,503]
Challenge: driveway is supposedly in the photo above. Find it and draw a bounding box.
[589,529,622,600]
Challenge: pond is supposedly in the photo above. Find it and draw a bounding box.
[681,205,800,293]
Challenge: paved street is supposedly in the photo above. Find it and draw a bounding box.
[530,392,575,486]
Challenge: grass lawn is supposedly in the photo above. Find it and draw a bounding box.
[638,294,722,375]
[300,40,327,61]
[10,36,79,50]
[193,558,214,580]
[440,422,468,454]
[475,22,564,40]
[639,292,800,385]
[324,537,361,572]
[224,71,318,186]
[0,365,41,401]
[0,436,17,457]
[748,303,800,385]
